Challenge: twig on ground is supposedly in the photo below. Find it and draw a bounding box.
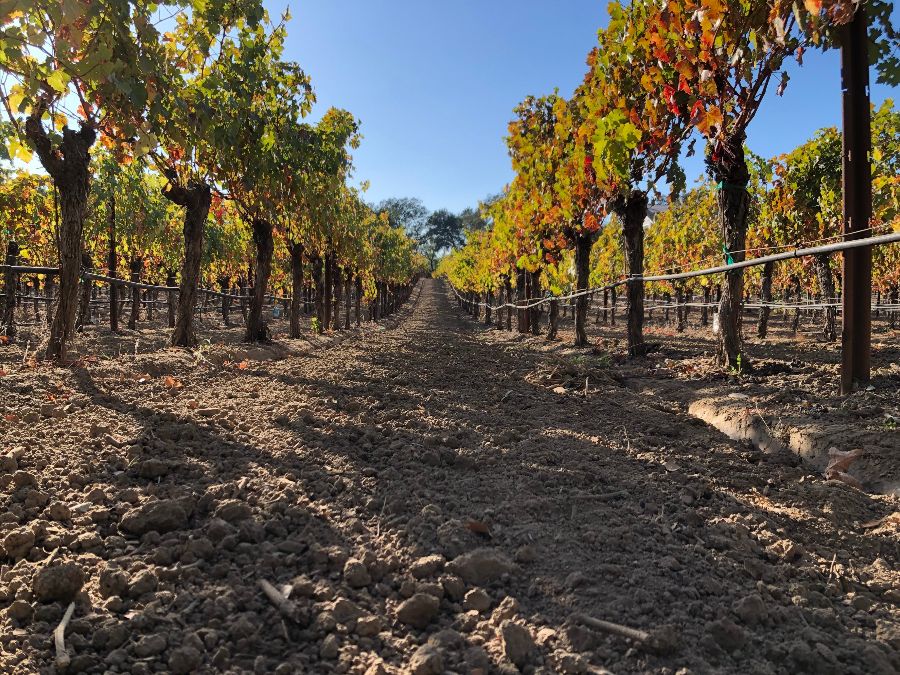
[259,579,302,623]
[54,602,76,669]
[572,612,650,642]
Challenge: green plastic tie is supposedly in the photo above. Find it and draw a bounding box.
[715,181,748,192]
[722,244,734,265]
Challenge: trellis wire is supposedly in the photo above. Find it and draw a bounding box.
[450,230,900,312]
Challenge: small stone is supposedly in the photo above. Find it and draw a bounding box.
[410,554,446,579]
[343,557,371,588]
[33,563,85,602]
[214,499,252,522]
[447,548,517,585]
[706,618,746,652]
[463,588,491,613]
[397,593,440,629]
[47,502,71,521]
[733,593,767,625]
[168,646,202,674]
[409,644,444,675]
[6,600,32,622]
[319,634,340,660]
[499,620,536,667]
[120,500,187,535]
[2,528,35,559]
[134,634,167,657]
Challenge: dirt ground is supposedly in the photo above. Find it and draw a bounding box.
[1,278,898,675]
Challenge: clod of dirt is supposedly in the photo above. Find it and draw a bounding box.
[343,557,371,588]
[409,644,444,675]
[499,620,536,667]
[6,600,33,622]
[410,554,445,579]
[12,470,36,489]
[119,499,187,535]
[446,548,517,585]
[0,454,17,473]
[2,528,35,559]
[137,459,170,479]
[213,499,252,522]
[46,501,71,521]
[98,566,129,598]
[133,634,167,657]
[396,593,440,629]
[168,646,202,674]
[127,569,158,598]
[32,562,85,602]
[733,593,767,625]
[705,617,747,652]
[319,634,340,660]
[462,588,491,613]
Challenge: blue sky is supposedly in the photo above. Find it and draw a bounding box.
[272,1,898,213]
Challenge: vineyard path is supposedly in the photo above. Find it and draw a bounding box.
[5,278,899,675]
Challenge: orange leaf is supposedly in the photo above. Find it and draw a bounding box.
[236,360,249,370]
[466,519,492,538]
[163,375,183,389]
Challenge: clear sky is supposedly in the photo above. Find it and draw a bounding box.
[271,1,899,213]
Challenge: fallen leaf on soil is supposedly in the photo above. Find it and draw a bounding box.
[237,360,249,370]
[4,413,18,422]
[825,447,864,474]
[860,512,900,529]
[163,376,183,389]
[824,470,863,490]
[466,519,492,538]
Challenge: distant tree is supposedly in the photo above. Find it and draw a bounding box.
[375,197,429,238]
[459,193,501,232]
[422,209,464,271]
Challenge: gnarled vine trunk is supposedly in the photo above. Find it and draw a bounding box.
[757,261,774,339]
[547,299,559,340]
[813,253,837,342]
[128,256,142,330]
[709,136,750,369]
[529,270,542,336]
[289,242,303,338]
[574,232,593,347]
[163,180,211,348]
[25,114,96,360]
[614,190,648,357]
[246,218,274,342]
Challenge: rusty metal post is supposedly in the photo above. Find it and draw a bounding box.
[3,241,18,338]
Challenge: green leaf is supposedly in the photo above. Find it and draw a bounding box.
[46,69,70,93]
